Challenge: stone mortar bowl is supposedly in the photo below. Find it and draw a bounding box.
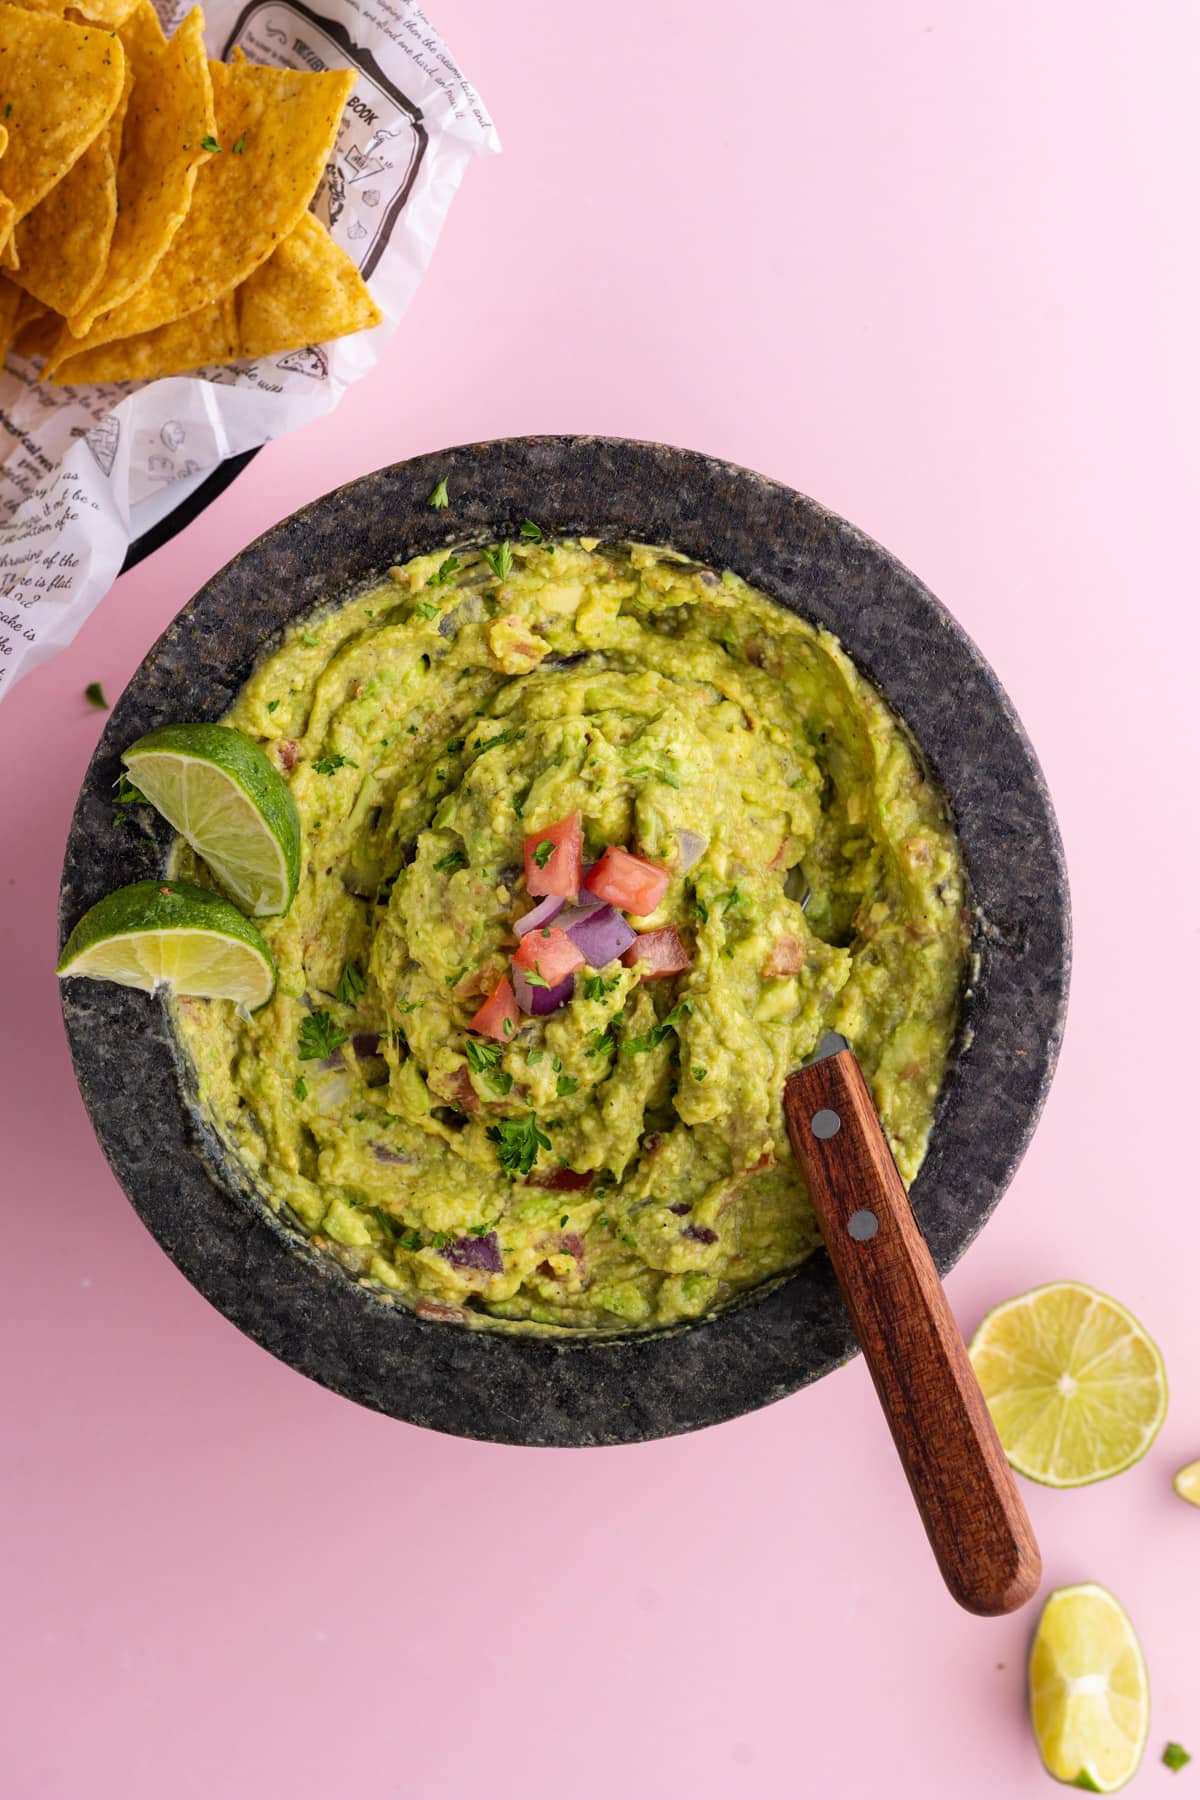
[59,437,1070,1446]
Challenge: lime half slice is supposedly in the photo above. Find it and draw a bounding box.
[123,722,300,917]
[1030,1583,1149,1792]
[1173,1459,1200,1506]
[968,1280,1167,1487]
[57,879,276,1007]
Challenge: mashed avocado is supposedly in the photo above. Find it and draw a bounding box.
[172,538,969,1333]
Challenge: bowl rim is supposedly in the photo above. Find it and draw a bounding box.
[58,434,1071,1446]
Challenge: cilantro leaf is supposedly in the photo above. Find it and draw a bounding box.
[201,134,221,152]
[523,967,551,989]
[623,996,692,1056]
[531,838,555,870]
[556,1074,579,1097]
[337,959,366,1005]
[486,1112,551,1176]
[415,600,439,620]
[1164,1745,1192,1773]
[313,752,358,775]
[294,1076,307,1100]
[427,477,449,508]
[481,541,513,581]
[583,973,619,1001]
[519,519,544,542]
[232,133,245,153]
[298,1010,349,1060]
[465,1037,504,1073]
[474,727,524,754]
[427,554,460,588]
[433,849,467,875]
[84,681,108,709]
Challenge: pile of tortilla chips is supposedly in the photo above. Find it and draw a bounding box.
[0,0,380,385]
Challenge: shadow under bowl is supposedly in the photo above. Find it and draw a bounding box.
[58,436,1070,1446]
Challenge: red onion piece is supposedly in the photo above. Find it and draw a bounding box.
[564,902,637,968]
[513,965,575,1016]
[514,894,566,937]
[675,829,708,872]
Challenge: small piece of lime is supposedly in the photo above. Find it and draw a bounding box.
[57,879,275,1007]
[1030,1583,1149,1793]
[968,1280,1167,1486]
[122,722,300,917]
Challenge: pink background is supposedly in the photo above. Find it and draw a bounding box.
[3,3,1199,1794]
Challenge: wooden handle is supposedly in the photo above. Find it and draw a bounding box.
[784,1049,1041,1616]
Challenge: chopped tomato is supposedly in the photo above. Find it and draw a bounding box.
[524,812,582,899]
[585,845,670,916]
[468,977,519,1042]
[762,932,805,977]
[512,926,585,985]
[527,1168,594,1192]
[621,926,691,979]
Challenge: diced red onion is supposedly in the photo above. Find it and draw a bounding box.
[675,829,707,872]
[352,1032,381,1058]
[514,895,566,937]
[564,902,637,968]
[513,965,575,1016]
[440,1231,503,1273]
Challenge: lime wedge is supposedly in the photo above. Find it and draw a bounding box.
[968,1280,1167,1487]
[1030,1583,1149,1792]
[57,879,275,1007]
[1173,1459,1200,1506]
[122,722,300,916]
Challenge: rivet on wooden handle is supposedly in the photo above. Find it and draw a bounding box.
[784,1049,1041,1617]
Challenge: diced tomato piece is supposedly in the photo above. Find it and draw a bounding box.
[524,813,582,899]
[621,926,692,979]
[762,932,805,977]
[512,926,585,985]
[585,845,670,916]
[468,977,519,1042]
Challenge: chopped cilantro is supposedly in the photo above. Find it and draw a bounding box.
[433,849,467,874]
[692,1066,708,1081]
[446,737,465,753]
[294,1076,307,1100]
[113,774,145,808]
[523,967,551,989]
[430,1229,453,1249]
[397,1227,422,1252]
[397,999,423,1014]
[628,764,681,789]
[427,477,449,508]
[474,726,525,753]
[337,959,366,1005]
[481,540,513,581]
[84,681,108,709]
[621,1232,637,1248]
[1164,1745,1192,1773]
[556,1075,579,1097]
[465,1037,504,1073]
[468,1221,493,1237]
[486,1112,551,1176]
[300,631,320,647]
[201,134,221,152]
[313,752,357,774]
[684,878,709,923]
[526,1049,545,1064]
[415,600,439,620]
[232,133,245,153]
[266,698,280,713]
[532,838,556,870]
[623,996,692,1056]
[587,1023,618,1057]
[559,1213,569,1227]
[519,519,544,542]
[722,885,745,914]
[298,1009,348,1060]
[487,1070,514,1095]
[583,973,619,1001]
[427,554,459,587]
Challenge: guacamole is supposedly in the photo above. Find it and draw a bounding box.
[172,538,969,1333]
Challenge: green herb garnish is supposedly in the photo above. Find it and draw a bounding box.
[628,764,681,789]
[684,878,709,923]
[523,967,551,989]
[465,1037,504,1073]
[692,1066,708,1081]
[623,996,692,1056]
[486,1112,551,1176]
[427,478,449,509]
[519,519,544,542]
[531,838,556,870]
[294,1076,307,1100]
[427,554,459,587]
[474,726,525,754]
[232,133,245,153]
[415,600,439,620]
[337,959,366,1005]
[481,540,513,581]
[433,849,467,875]
[446,737,465,753]
[266,698,280,713]
[84,681,108,709]
[526,1049,545,1064]
[298,1010,348,1060]
[1164,1745,1192,1773]
[583,972,619,1001]
[313,752,357,774]
[556,1075,579,1097]
[201,134,221,152]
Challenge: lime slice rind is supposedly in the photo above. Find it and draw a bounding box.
[969,1281,1167,1488]
[58,880,276,1008]
[1029,1583,1149,1793]
[123,723,300,918]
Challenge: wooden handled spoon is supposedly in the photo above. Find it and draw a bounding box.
[783,1033,1041,1616]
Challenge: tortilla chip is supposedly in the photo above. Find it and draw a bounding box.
[52,56,353,362]
[13,296,58,357]
[53,212,378,382]
[5,0,141,28]
[238,211,380,359]
[0,195,14,261]
[0,7,125,239]
[52,291,236,383]
[0,271,21,359]
[67,4,212,337]
[11,55,131,318]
